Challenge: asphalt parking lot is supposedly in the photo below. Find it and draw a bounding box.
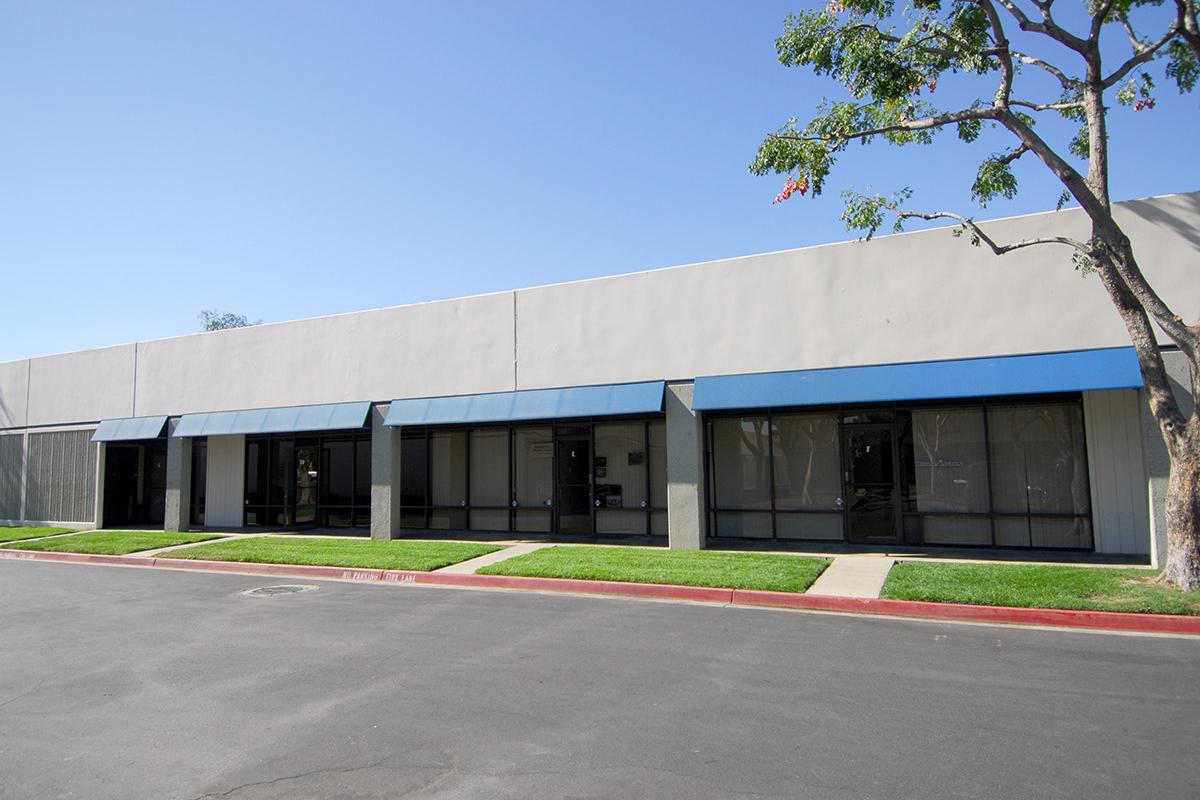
[1,560,1197,799]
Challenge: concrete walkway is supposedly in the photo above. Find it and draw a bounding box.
[807,555,895,599]
[435,542,552,574]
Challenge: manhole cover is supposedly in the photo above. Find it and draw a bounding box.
[241,584,319,598]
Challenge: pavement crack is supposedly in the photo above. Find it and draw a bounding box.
[189,755,396,799]
[0,678,45,710]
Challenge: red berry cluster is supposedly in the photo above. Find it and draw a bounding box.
[774,176,810,204]
[1133,98,1156,111]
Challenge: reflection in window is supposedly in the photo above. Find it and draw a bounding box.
[711,416,772,512]
[988,403,1091,548]
[706,399,1093,550]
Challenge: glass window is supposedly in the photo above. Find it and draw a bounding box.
[354,438,371,507]
[190,440,207,526]
[921,515,993,545]
[649,420,667,510]
[710,416,771,510]
[400,433,429,516]
[268,439,294,509]
[987,403,1090,516]
[772,413,841,510]
[244,439,268,505]
[322,439,354,507]
[429,430,467,507]
[713,511,773,538]
[775,512,843,540]
[909,407,990,514]
[469,428,509,507]
[594,422,648,535]
[513,426,552,533]
[513,426,553,504]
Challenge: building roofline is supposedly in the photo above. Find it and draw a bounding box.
[2,189,1194,366]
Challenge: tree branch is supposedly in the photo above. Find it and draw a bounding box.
[1011,50,1080,89]
[1011,98,1085,111]
[992,0,1089,53]
[896,209,1090,255]
[771,106,999,145]
[976,0,1016,105]
[1102,21,1182,88]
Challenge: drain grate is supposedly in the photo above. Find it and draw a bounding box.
[241,584,319,598]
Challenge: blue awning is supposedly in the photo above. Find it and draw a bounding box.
[691,348,1143,411]
[173,401,372,437]
[91,415,168,442]
[385,381,665,427]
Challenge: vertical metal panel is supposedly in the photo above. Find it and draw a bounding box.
[23,429,97,523]
[0,434,22,519]
[1084,389,1150,555]
[204,435,245,528]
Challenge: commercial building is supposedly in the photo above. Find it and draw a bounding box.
[1,191,1196,564]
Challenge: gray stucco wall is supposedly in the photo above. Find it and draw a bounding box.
[1,192,1195,428]
[0,360,28,429]
[133,292,516,417]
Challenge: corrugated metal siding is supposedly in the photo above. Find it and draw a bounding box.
[24,429,97,523]
[0,434,22,519]
[204,435,245,528]
[1084,389,1150,555]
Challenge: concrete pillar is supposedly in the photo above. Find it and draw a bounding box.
[370,404,401,540]
[94,442,107,530]
[666,381,706,550]
[1141,349,1195,568]
[163,420,192,532]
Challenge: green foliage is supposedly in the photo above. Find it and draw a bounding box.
[956,116,982,142]
[839,188,912,237]
[1166,38,1199,92]
[199,309,262,331]
[751,0,1197,229]
[971,151,1020,206]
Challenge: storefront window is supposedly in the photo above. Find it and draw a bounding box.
[244,432,371,530]
[594,422,648,534]
[470,427,510,531]
[705,398,1093,550]
[397,418,666,536]
[988,403,1091,548]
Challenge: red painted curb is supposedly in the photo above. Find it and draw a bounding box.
[4,547,1198,635]
[731,590,1200,635]
[414,570,736,604]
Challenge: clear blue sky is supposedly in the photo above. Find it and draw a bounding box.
[1,1,1193,362]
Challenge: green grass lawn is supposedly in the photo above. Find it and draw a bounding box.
[478,545,829,593]
[0,526,76,544]
[5,530,224,556]
[156,536,503,571]
[881,561,1200,615]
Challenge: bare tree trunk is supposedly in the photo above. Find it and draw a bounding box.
[1163,422,1200,591]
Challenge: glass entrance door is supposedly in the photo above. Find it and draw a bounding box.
[555,436,592,535]
[843,424,899,543]
[293,445,319,527]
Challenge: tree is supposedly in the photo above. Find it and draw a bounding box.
[199,309,262,331]
[751,0,1200,588]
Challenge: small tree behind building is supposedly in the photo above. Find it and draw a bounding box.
[199,309,262,332]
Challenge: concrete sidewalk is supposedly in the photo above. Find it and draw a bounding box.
[808,556,895,599]
[434,542,551,574]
